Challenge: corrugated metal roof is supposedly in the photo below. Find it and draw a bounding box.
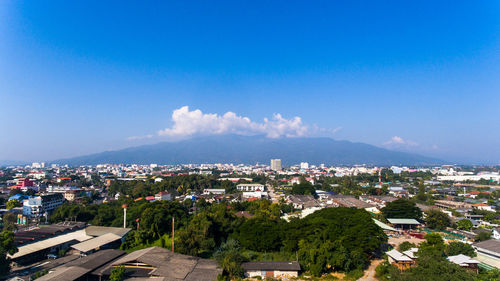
[85,226,131,237]
[242,261,301,271]
[387,218,420,225]
[36,249,125,281]
[386,249,413,262]
[9,230,92,259]
[372,218,397,231]
[70,233,121,253]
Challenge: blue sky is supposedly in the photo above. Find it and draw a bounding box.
[1,1,499,164]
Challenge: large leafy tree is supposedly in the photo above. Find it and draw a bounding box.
[6,199,21,210]
[424,209,451,230]
[236,217,283,252]
[381,199,422,219]
[456,219,473,231]
[213,239,245,279]
[0,231,18,276]
[177,204,239,256]
[291,178,316,195]
[445,242,476,257]
[285,207,387,276]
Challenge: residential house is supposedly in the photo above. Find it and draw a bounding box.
[472,203,495,212]
[155,191,171,201]
[447,254,480,273]
[386,249,415,270]
[286,195,319,210]
[242,261,301,279]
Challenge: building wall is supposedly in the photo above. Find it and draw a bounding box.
[245,270,298,279]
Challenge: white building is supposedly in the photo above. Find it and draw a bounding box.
[300,162,309,169]
[270,159,282,171]
[203,189,226,195]
[237,183,265,192]
[23,193,64,217]
[155,191,171,201]
[242,191,268,199]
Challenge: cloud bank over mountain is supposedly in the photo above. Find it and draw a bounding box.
[155,106,312,138]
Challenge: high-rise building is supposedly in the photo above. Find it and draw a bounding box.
[271,159,282,171]
[300,162,309,169]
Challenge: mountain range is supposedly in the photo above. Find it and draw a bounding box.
[54,135,442,166]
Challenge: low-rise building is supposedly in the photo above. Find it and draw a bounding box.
[23,193,64,217]
[237,183,265,192]
[242,261,301,279]
[286,195,319,210]
[155,191,171,201]
[202,189,226,195]
[447,254,480,273]
[473,239,500,269]
[387,218,421,230]
[94,246,222,281]
[386,249,415,270]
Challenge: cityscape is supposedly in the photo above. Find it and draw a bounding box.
[1,1,500,281]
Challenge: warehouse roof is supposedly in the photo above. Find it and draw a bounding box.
[474,239,500,255]
[85,225,131,237]
[14,222,86,245]
[387,218,420,225]
[9,230,92,259]
[36,249,125,281]
[70,233,122,253]
[372,218,397,232]
[94,247,221,281]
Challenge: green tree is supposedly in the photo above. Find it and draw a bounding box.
[398,241,417,252]
[456,219,473,231]
[415,181,427,202]
[424,209,451,230]
[2,212,17,231]
[237,217,282,252]
[6,199,21,210]
[445,242,476,257]
[475,231,492,242]
[0,231,18,276]
[381,199,422,219]
[291,178,315,195]
[109,265,126,281]
[213,239,244,279]
[418,233,445,258]
[477,268,500,281]
[285,207,387,276]
[391,254,475,281]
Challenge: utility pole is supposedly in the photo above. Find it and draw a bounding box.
[172,217,175,252]
[122,204,128,228]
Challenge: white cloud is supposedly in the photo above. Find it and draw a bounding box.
[157,106,311,139]
[127,134,153,141]
[383,136,418,147]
